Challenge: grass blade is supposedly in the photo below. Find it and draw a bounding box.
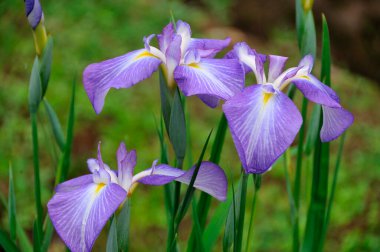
[8,165,16,242]
[233,172,248,252]
[0,229,19,252]
[223,173,238,252]
[245,175,261,252]
[190,199,204,252]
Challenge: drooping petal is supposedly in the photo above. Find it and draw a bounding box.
[268,55,288,83]
[292,75,341,107]
[116,142,137,190]
[321,106,354,142]
[176,161,227,201]
[83,49,162,113]
[48,178,127,252]
[55,175,94,193]
[134,164,185,186]
[223,84,302,173]
[197,94,220,108]
[174,58,244,101]
[188,37,231,58]
[135,162,227,201]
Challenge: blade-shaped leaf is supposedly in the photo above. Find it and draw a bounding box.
[106,217,118,252]
[43,99,65,152]
[40,37,53,97]
[191,198,204,252]
[169,88,187,161]
[223,173,239,252]
[159,68,172,134]
[8,165,16,242]
[304,104,321,155]
[29,57,42,113]
[117,200,131,252]
[0,229,19,252]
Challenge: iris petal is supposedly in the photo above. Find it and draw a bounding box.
[83,49,161,114]
[268,55,288,83]
[174,58,244,101]
[48,178,126,252]
[321,106,354,142]
[188,37,231,58]
[223,85,302,173]
[116,142,137,190]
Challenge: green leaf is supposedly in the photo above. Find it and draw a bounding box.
[117,200,131,252]
[223,174,239,252]
[33,220,41,252]
[174,130,212,228]
[159,68,172,133]
[234,172,248,252]
[320,15,331,86]
[304,104,322,155]
[28,57,42,113]
[169,88,187,161]
[8,165,16,242]
[106,217,118,252]
[300,10,316,57]
[202,190,232,252]
[43,99,65,152]
[0,229,19,252]
[40,37,53,97]
[41,218,54,252]
[190,199,204,252]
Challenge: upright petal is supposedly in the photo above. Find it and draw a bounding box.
[223,85,302,173]
[321,106,354,142]
[268,55,288,83]
[48,178,127,252]
[176,161,227,201]
[292,75,341,107]
[298,54,314,73]
[116,142,137,190]
[157,22,175,53]
[83,49,161,113]
[188,37,231,58]
[228,42,266,83]
[164,34,182,85]
[174,58,244,101]
[176,20,192,56]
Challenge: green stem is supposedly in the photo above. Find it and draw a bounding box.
[234,173,248,252]
[245,179,259,252]
[293,97,308,251]
[31,112,43,245]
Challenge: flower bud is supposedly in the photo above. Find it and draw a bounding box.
[302,0,314,12]
[24,0,47,56]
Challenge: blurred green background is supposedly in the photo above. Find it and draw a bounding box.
[0,0,379,251]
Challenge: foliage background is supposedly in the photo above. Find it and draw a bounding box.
[0,0,379,251]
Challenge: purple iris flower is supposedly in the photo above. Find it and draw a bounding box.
[223,42,354,174]
[24,0,43,29]
[47,142,227,252]
[83,20,244,113]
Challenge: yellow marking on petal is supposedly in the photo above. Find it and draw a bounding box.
[127,182,139,197]
[134,51,156,60]
[300,75,310,80]
[188,62,201,69]
[95,183,105,193]
[263,93,273,105]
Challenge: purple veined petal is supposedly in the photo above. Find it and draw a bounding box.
[83,49,162,114]
[188,37,231,58]
[116,142,137,190]
[175,161,227,201]
[174,58,245,101]
[55,175,94,193]
[48,178,127,252]
[157,22,175,54]
[25,0,43,29]
[183,49,200,65]
[134,164,185,186]
[298,54,314,73]
[292,75,341,107]
[143,34,156,51]
[197,94,220,108]
[223,84,302,173]
[224,48,252,74]
[321,106,354,142]
[176,20,192,56]
[164,34,182,85]
[232,42,266,83]
[268,55,288,83]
